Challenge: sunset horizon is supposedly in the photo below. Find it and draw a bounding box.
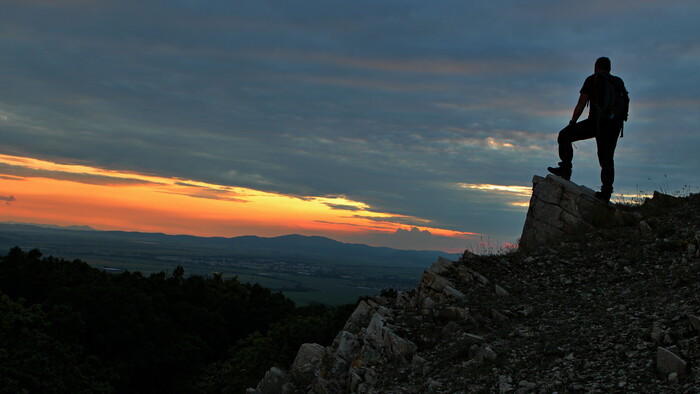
[1,153,528,253]
[2,1,699,254]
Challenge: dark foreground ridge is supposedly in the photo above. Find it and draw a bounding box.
[251,176,700,393]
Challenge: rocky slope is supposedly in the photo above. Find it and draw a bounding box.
[250,177,700,393]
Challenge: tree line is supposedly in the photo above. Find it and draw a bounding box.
[0,247,355,393]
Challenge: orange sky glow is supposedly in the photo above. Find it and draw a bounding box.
[0,154,482,251]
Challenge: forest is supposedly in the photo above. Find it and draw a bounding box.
[0,247,356,393]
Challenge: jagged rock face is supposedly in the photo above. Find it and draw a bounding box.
[520,174,624,250]
[250,255,503,393]
[312,300,420,392]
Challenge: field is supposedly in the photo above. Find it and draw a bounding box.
[0,223,449,305]
[80,253,422,305]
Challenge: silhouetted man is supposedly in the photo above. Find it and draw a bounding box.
[548,57,628,202]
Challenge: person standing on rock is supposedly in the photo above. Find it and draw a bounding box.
[547,56,629,202]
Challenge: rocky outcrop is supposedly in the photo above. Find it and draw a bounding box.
[519,174,639,250]
[250,189,700,393]
[249,256,501,393]
[249,298,417,393]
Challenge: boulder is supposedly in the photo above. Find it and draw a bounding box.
[420,270,455,293]
[463,333,486,344]
[520,175,618,250]
[494,284,510,297]
[310,378,333,394]
[421,296,438,311]
[364,313,417,361]
[437,306,470,321]
[343,300,375,333]
[468,344,497,365]
[411,354,427,372]
[444,285,466,299]
[333,331,361,362]
[643,191,682,210]
[656,347,688,376]
[290,343,325,381]
[395,291,411,308]
[428,256,455,275]
[492,309,509,323]
[689,315,700,332]
[457,265,490,285]
[254,367,295,394]
[349,369,363,392]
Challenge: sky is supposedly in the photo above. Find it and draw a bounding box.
[1,1,699,253]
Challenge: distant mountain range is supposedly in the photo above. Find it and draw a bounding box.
[0,222,458,268]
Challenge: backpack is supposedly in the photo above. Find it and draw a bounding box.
[594,72,630,136]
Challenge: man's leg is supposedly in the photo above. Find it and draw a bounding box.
[549,119,596,180]
[595,121,623,201]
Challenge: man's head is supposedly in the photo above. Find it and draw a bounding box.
[595,57,611,73]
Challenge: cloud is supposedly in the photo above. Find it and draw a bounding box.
[1,195,15,205]
[457,183,532,208]
[0,0,94,5]
[313,220,395,232]
[0,163,162,187]
[0,175,24,181]
[158,188,249,203]
[395,227,432,239]
[344,226,476,253]
[324,203,363,212]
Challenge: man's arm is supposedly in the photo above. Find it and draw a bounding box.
[570,93,588,124]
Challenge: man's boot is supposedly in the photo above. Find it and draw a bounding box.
[595,185,613,202]
[547,164,571,181]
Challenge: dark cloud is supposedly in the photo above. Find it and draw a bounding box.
[175,182,201,187]
[1,195,16,205]
[313,220,393,232]
[0,163,162,187]
[157,189,249,203]
[0,175,24,181]
[351,213,432,229]
[324,203,362,212]
[1,1,700,245]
